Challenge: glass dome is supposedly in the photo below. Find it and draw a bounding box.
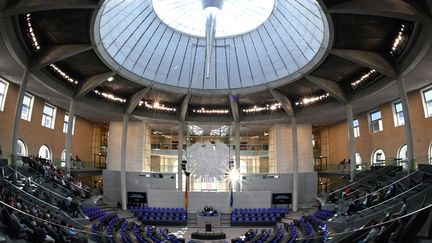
[95,0,329,93]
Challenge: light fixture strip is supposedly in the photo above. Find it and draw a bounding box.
[25,13,40,51]
[243,103,281,113]
[139,101,176,112]
[49,64,79,85]
[390,24,407,55]
[351,69,377,88]
[192,107,229,114]
[93,89,127,103]
[295,93,330,106]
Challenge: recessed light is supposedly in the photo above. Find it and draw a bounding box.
[107,76,114,82]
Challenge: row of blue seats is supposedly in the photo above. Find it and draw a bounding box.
[232,217,277,222]
[315,209,334,220]
[83,207,106,219]
[119,220,131,243]
[232,208,289,214]
[303,219,315,238]
[133,225,147,243]
[106,216,119,243]
[143,215,186,222]
[232,212,282,218]
[131,206,186,213]
[288,222,298,243]
[142,212,186,217]
[272,226,285,243]
[146,226,183,243]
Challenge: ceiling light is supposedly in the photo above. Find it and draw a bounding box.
[49,64,79,85]
[25,13,40,51]
[139,101,176,112]
[192,108,229,114]
[390,24,407,55]
[93,89,127,103]
[295,93,330,106]
[107,76,114,82]
[243,103,281,113]
[351,69,377,88]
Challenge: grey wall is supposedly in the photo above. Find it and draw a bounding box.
[103,170,177,205]
[241,172,317,207]
[103,170,317,208]
[147,190,271,213]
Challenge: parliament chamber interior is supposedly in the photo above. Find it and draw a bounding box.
[0,0,432,242]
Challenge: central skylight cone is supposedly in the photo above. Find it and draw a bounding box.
[203,0,224,78]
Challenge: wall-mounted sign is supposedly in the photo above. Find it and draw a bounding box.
[272,193,292,204]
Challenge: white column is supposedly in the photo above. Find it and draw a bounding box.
[11,68,30,166]
[397,77,414,172]
[235,121,241,192]
[346,103,356,181]
[120,114,129,210]
[65,99,76,175]
[291,117,298,211]
[177,122,183,191]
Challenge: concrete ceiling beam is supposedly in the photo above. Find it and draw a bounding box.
[3,0,100,16]
[305,75,348,104]
[179,93,191,122]
[126,87,151,115]
[330,49,398,79]
[31,44,92,70]
[269,89,294,117]
[325,0,429,22]
[74,71,115,99]
[228,94,239,122]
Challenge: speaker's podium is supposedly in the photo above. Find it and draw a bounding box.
[197,210,220,227]
[191,224,226,240]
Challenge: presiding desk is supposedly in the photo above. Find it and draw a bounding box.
[197,212,220,227]
[191,231,226,240]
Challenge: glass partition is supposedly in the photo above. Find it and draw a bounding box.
[144,123,274,191]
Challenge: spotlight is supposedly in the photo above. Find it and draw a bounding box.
[229,169,240,184]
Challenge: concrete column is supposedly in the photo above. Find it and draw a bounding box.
[397,77,414,172]
[235,121,241,192]
[120,114,129,210]
[65,99,76,175]
[346,104,356,181]
[291,117,298,211]
[185,125,190,192]
[177,122,183,191]
[11,68,30,166]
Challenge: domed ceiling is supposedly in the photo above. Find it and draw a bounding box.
[0,0,431,124]
[95,0,329,93]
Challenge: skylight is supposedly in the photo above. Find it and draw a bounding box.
[152,0,276,38]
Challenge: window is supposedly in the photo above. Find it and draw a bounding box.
[17,139,27,156]
[38,145,52,160]
[429,142,432,165]
[61,149,67,167]
[353,118,360,137]
[0,79,9,111]
[422,88,432,118]
[21,93,34,121]
[369,110,383,133]
[61,150,66,161]
[372,149,386,164]
[355,153,362,165]
[397,144,408,160]
[393,101,405,126]
[41,103,56,129]
[63,113,75,134]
